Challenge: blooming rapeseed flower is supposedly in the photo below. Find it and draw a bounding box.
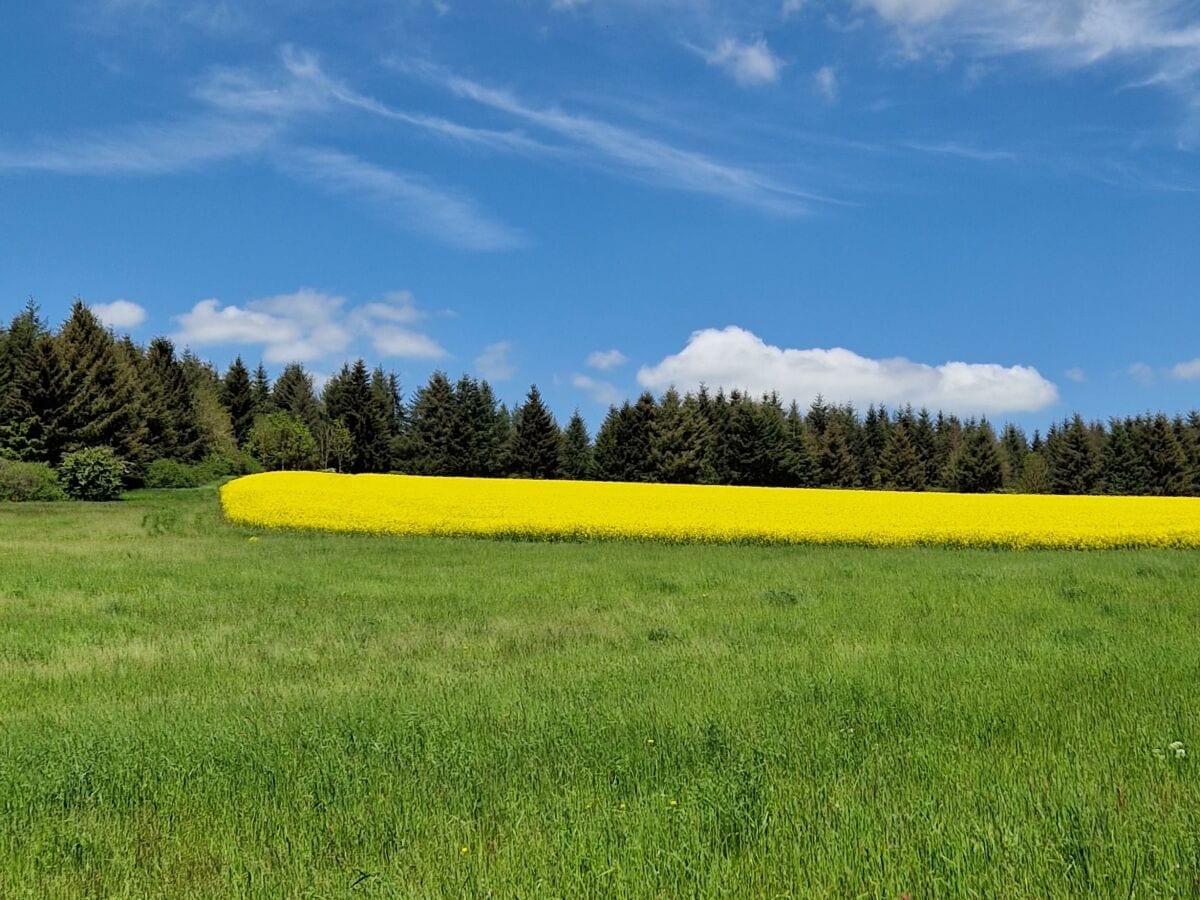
[220,472,1200,550]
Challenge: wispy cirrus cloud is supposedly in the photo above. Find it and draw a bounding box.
[855,0,1200,125]
[420,67,831,214]
[0,46,526,251]
[0,116,274,175]
[276,146,527,251]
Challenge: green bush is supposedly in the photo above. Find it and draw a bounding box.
[144,458,207,489]
[198,450,263,480]
[0,459,68,502]
[58,447,127,501]
[142,452,263,490]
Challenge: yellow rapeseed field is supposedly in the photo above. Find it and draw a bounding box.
[220,471,1200,549]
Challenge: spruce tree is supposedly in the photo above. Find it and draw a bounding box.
[0,301,47,460]
[26,331,69,464]
[54,300,143,466]
[1139,414,1191,496]
[912,408,937,486]
[453,376,502,477]
[1051,415,1102,495]
[143,338,204,462]
[251,363,274,416]
[272,363,323,434]
[1102,419,1141,495]
[408,371,461,475]
[510,385,561,479]
[862,405,891,487]
[877,422,925,491]
[560,410,595,480]
[650,388,707,484]
[999,423,1029,489]
[324,360,391,473]
[948,422,1003,493]
[932,413,963,488]
[593,403,629,482]
[221,357,256,448]
[783,401,818,487]
[818,417,859,488]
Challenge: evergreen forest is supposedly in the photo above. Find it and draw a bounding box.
[4,299,1199,496]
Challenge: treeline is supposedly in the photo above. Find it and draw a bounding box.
[3,299,1200,496]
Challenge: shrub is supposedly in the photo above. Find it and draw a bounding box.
[249,412,317,471]
[144,458,206,489]
[0,459,68,502]
[58,447,127,501]
[198,450,263,480]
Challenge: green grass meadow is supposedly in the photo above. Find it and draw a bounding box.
[1,487,1198,897]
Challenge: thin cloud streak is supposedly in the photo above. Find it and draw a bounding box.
[415,66,835,214]
[276,146,527,252]
[0,116,274,175]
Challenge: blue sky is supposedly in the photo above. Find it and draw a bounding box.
[2,0,1199,431]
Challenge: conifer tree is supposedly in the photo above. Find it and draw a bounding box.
[862,405,891,487]
[453,376,503,477]
[877,422,925,491]
[54,300,143,467]
[252,363,274,417]
[560,410,595,480]
[932,413,963,488]
[510,385,561,479]
[1102,418,1141,495]
[593,403,629,482]
[144,337,204,462]
[324,359,391,473]
[1139,414,1191,496]
[1051,415,1103,495]
[272,363,323,434]
[783,401,818,487]
[912,408,937,486]
[818,417,859,488]
[221,357,256,448]
[0,301,47,460]
[596,393,657,483]
[999,423,1029,489]
[948,422,1003,493]
[650,388,707,484]
[408,371,461,475]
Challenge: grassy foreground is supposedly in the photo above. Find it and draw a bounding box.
[1,489,1198,898]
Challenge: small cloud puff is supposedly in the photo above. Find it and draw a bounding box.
[92,300,147,330]
[586,349,628,371]
[704,38,784,87]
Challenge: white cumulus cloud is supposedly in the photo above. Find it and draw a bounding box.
[172,288,447,364]
[586,348,628,371]
[637,326,1059,415]
[92,299,147,329]
[704,37,784,86]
